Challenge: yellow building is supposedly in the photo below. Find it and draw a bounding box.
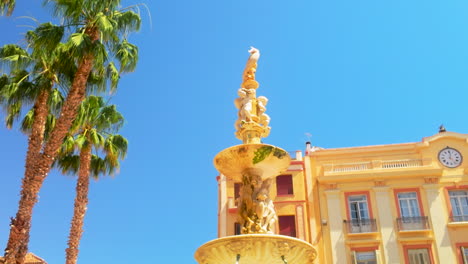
[217,131,468,264]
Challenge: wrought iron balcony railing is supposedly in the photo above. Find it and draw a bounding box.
[450,215,468,222]
[343,219,377,234]
[396,216,430,231]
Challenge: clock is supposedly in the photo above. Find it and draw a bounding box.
[438,147,463,168]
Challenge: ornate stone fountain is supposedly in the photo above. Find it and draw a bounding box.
[194,48,317,264]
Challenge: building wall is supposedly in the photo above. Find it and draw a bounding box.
[217,132,468,263]
[310,131,468,264]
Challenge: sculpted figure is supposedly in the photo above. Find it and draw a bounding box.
[242,47,260,84]
[238,177,277,234]
[254,189,277,233]
[257,96,270,127]
[254,179,276,233]
[234,87,256,129]
[239,176,255,233]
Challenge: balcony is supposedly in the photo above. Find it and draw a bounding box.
[343,219,377,234]
[397,216,430,231]
[323,159,433,175]
[450,215,468,222]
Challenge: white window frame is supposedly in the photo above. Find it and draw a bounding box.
[352,250,378,264]
[348,195,370,221]
[449,190,468,220]
[407,248,431,264]
[462,246,468,264]
[397,192,421,218]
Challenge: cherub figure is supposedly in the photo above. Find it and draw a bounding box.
[234,87,256,129]
[252,179,277,233]
[257,96,270,127]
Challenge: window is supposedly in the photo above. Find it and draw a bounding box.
[276,175,293,195]
[457,243,468,264]
[349,195,370,221]
[278,215,296,237]
[403,245,433,264]
[345,193,376,233]
[398,192,421,217]
[234,182,242,206]
[353,251,377,264]
[449,190,468,222]
[407,248,431,264]
[234,222,241,235]
[395,190,428,230]
[462,246,468,264]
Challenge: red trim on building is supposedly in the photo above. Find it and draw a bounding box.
[456,242,468,264]
[291,160,304,165]
[274,200,307,205]
[350,246,379,252]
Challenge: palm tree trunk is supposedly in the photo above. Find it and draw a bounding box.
[3,88,50,264]
[3,28,99,264]
[65,144,91,264]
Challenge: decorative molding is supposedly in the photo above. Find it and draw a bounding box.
[424,177,439,184]
[374,180,386,187]
[324,183,338,190]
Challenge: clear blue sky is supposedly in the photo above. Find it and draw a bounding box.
[2,0,468,263]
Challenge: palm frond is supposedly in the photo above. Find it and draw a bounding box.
[0,44,32,72]
[54,153,80,175]
[20,108,34,133]
[5,101,21,129]
[26,23,64,56]
[106,61,119,92]
[113,10,141,34]
[0,0,15,16]
[114,40,138,73]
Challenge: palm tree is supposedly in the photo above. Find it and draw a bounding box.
[3,2,140,262]
[55,95,127,264]
[0,0,15,16]
[0,24,67,263]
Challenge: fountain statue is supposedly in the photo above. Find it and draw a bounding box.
[194,48,317,264]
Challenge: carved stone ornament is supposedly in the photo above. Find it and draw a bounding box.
[374,180,386,187]
[424,177,440,184]
[234,47,271,143]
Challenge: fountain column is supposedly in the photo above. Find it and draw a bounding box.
[195,48,317,264]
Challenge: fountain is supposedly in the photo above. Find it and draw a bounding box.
[194,48,317,264]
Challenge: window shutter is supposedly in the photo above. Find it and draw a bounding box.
[352,251,357,264]
[375,250,381,264]
[462,246,468,264]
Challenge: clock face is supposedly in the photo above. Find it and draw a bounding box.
[438,147,462,168]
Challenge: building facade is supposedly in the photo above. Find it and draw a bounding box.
[217,131,468,264]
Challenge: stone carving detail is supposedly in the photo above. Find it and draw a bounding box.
[374,180,386,187]
[226,240,251,257]
[242,47,260,87]
[238,171,277,234]
[274,241,291,256]
[424,177,439,184]
[305,249,318,263]
[234,47,271,142]
[324,183,338,190]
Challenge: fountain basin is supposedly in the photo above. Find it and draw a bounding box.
[194,234,317,264]
[213,144,291,181]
